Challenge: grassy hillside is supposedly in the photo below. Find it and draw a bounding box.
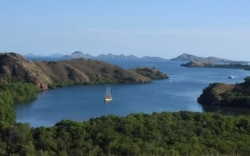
[0,53,156,89]
[198,77,250,107]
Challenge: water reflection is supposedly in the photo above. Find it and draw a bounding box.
[201,105,250,115]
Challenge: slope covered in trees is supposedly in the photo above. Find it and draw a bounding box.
[0,82,38,126]
[0,112,250,155]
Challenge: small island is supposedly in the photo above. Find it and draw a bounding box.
[170,53,250,70]
[181,61,250,70]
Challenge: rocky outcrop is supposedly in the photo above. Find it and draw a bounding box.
[198,83,234,106]
[36,82,48,90]
[198,77,250,107]
[0,53,49,83]
[0,53,161,90]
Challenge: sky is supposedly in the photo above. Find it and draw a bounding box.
[1,0,250,60]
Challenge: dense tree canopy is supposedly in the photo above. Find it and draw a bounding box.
[0,82,38,125]
[1,82,250,155]
[0,111,250,155]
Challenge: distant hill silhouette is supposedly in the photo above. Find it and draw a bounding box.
[181,61,250,70]
[170,53,233,63]
[25,51,167,62]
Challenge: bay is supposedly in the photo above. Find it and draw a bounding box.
[14,60,250,127]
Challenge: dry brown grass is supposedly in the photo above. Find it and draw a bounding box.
[0,53,152,89]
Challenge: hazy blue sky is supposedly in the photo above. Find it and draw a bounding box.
[1,0,250,60]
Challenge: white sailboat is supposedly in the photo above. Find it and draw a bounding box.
[104,86,112,102]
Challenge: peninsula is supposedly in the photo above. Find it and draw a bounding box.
[0,52,168,90]
[198,77,250,107]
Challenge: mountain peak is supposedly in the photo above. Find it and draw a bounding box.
[66,51,93,59]
[72,51,84,55]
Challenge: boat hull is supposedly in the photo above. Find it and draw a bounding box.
[104,97,112,102]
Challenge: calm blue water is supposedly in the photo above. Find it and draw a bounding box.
[15,60,250,127]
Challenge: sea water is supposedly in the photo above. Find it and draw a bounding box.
[14,60,250,127]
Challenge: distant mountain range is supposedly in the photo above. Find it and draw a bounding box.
[24,51,249,64]
[24,51,167,61]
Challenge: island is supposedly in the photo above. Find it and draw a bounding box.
[181,61,250,70]
[171,53,250,70]
[170,53,233,63]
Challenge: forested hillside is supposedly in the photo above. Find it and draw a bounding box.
[0,111,250,155]
[0,82,38,126]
